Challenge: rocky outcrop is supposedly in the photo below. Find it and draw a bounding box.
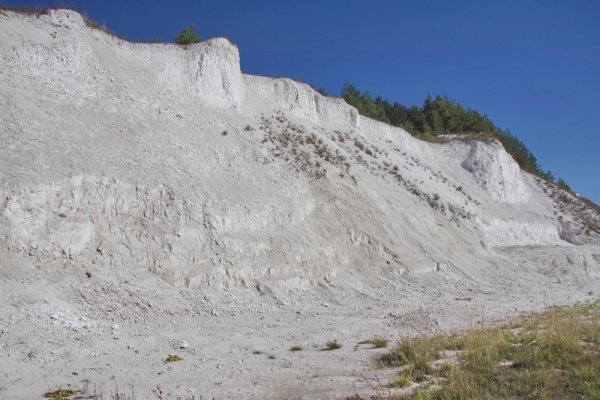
[244,75,359,130]
[0,9,244,109]
[462,140,528,203]
[1,7,598,292]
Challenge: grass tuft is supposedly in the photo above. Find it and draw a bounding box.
[325,340,342,350]
[367,337,389,349]
[391,375,411,389]
[164,354,183,363]
[43,389,77,398]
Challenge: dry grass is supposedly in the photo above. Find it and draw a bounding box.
[0,5,180,43]
[42,389,77,398]
[164,354,183,363]
[0,5,50,16]
[367,337,390,349]
[373,302,600,399]
[0,5,118,36]
[325,340,342,350]
[258,113,349,179]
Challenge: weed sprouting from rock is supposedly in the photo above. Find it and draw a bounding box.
[325,340,341,350]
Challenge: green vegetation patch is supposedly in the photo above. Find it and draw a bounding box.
[367,337,389,349]
[340,83,563,184]
[43,389,77,398]
[377,302,600,399]
[174,25,200,45]
[164,354,183,363]
[391,375,411,389]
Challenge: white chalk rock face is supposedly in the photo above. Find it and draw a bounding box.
[475,218,562,247]
[163,37,244,109]
[462,140,528,203]
[0,9,244,109]
[244,75,359,130]
[3,9,600,400]
[4,185,95,258]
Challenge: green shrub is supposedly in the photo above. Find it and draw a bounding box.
[557,178,572,192]
[175,25,200,45]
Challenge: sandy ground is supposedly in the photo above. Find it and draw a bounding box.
[2,245,597,399]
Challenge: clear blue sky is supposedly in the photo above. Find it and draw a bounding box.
[5,0,600,203]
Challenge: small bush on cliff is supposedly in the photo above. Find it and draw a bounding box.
[557,178,572,192]
[175,25,200,45]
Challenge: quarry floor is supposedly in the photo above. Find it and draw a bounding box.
[1,249,598,400]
